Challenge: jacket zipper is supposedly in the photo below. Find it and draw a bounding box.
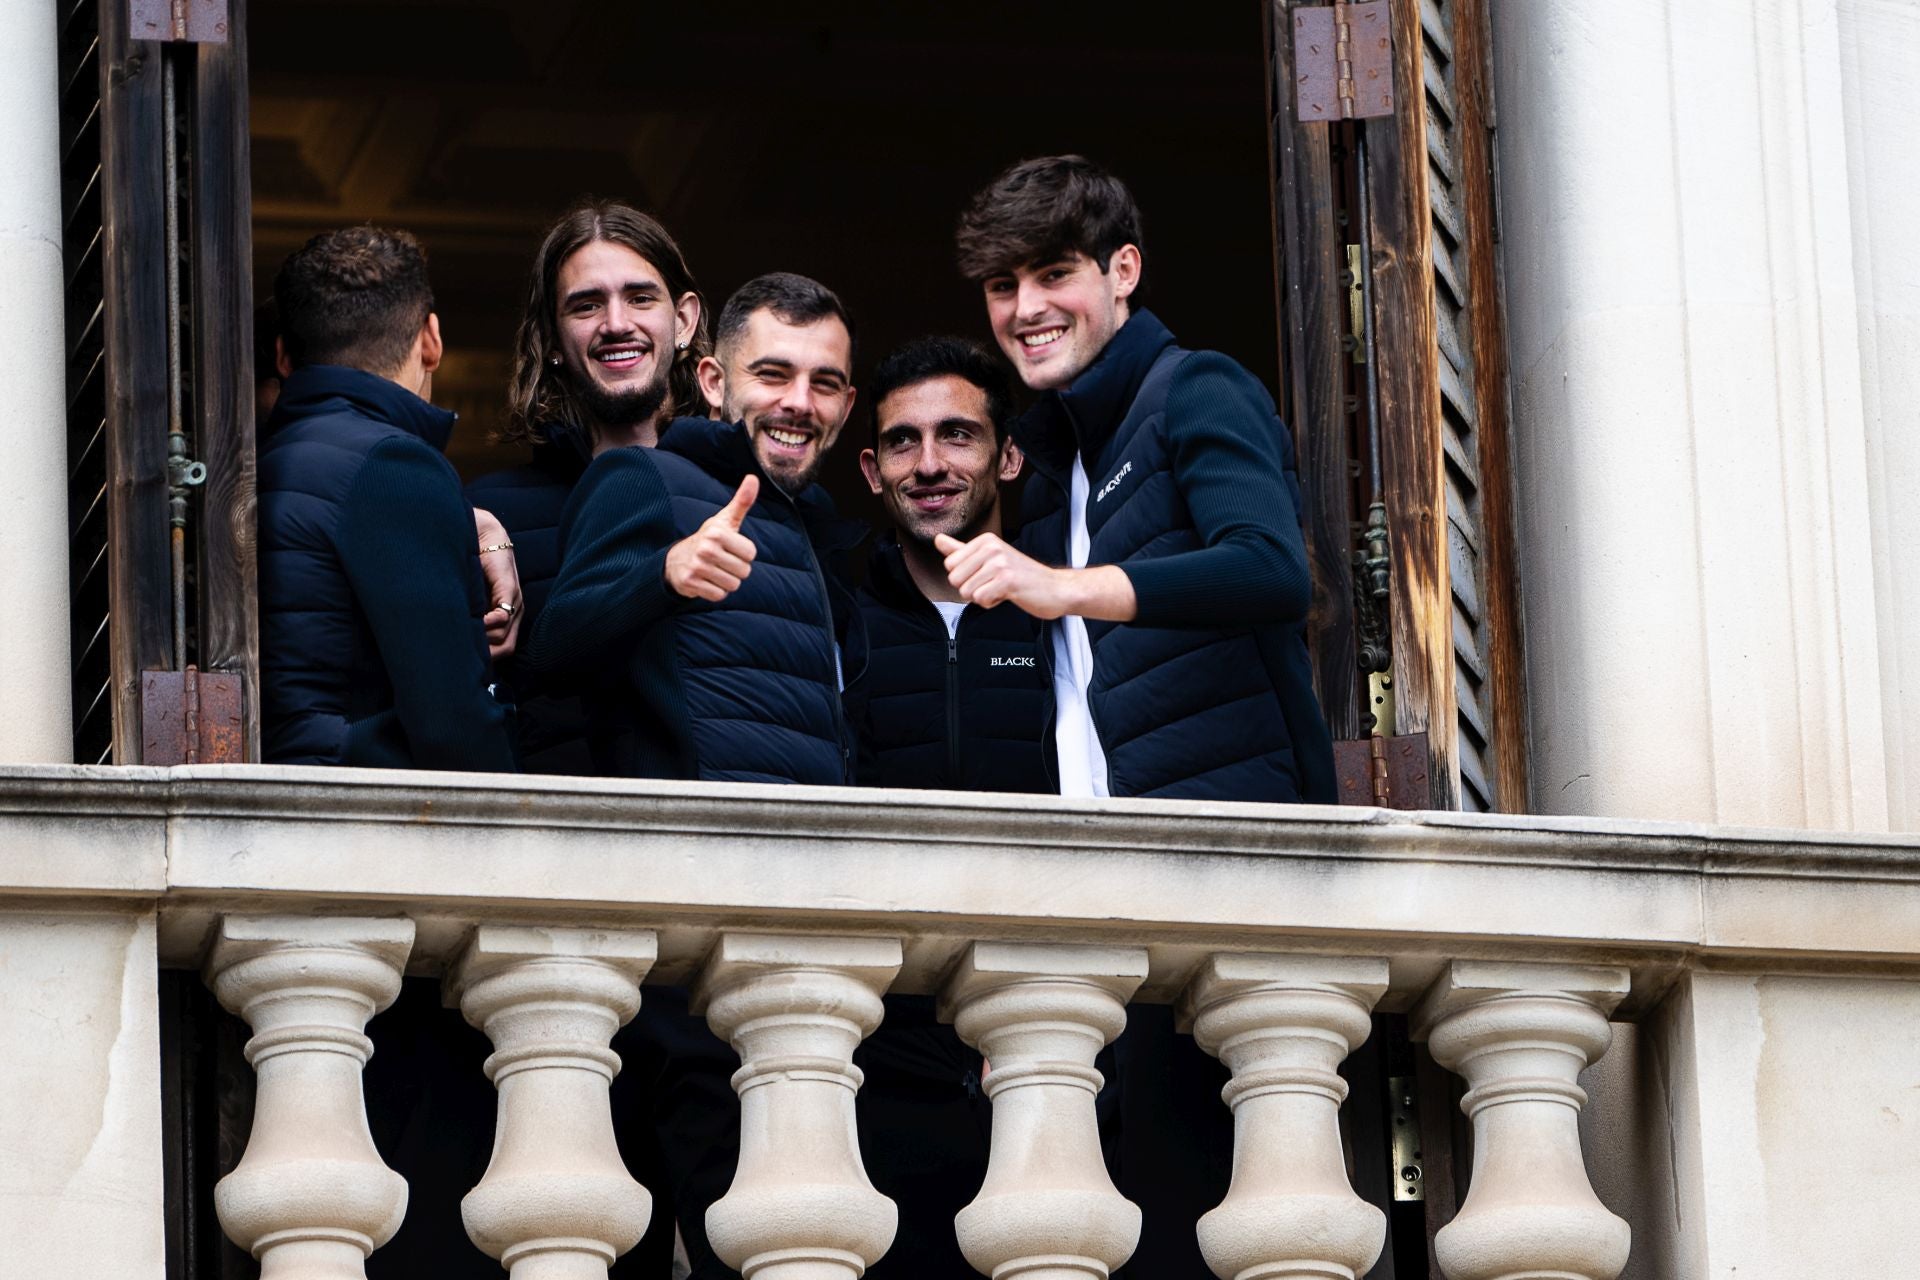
[771,480,854,780]
[946,630,961,784]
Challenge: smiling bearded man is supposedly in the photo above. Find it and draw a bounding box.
[522,271,863,785]
[520,272,867,1280]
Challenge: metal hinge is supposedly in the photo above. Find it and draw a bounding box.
[1295,1,1394,122]
[130,0,229,43]
[1388,1074,1426,1202]
[141,667,245,764]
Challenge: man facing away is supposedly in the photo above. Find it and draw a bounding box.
[257,225,514,771]
[940,153,1337,805]
[522,270,862,783]
[466,200,708,774]
[847,335,1052,791]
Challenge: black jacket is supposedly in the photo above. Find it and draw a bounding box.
[844,537,1052,792]
[465,426,593,774]
[257,364,513,771]
[1015,310,1336,803]
[523,416,861,784]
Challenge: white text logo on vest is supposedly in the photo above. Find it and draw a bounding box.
[990,656,1036,667]
[1096,460,1133,502]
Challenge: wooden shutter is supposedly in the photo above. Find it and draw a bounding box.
[1270,0,1527,812]
[63,0,258,764]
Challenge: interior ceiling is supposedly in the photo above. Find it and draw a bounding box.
[249,0,1279,511]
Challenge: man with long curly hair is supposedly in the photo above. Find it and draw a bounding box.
[465,200,709,773]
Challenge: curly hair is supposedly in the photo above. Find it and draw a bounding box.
[274,225,433,375]
[505,200,709,446]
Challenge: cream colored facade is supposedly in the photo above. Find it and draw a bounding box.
[2,1,1919,1278]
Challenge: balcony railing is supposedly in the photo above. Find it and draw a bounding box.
[8,763,1920,1280]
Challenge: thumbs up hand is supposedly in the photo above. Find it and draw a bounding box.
[666,475,760,602]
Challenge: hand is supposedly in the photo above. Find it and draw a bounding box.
[934,532,1139,622]
[934,532,1070,616]
[666,475,759,602]
[473,507,522,660]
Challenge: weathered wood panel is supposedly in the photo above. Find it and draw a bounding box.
[1272,0,1362,738]
[1451,0,1527,811]
[100,0,177,760]
[193,1,261,760]
[1365,0,1458,808]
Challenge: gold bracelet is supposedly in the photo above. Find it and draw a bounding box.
[480,542,515,554]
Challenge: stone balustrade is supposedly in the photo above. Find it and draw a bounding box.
[10,765,1920,1276]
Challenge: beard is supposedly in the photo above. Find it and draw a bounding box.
[897,488,997,548]
[576,363,669,432]
[736,406,824,495]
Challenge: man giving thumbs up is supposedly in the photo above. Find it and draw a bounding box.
[522,273,865,784]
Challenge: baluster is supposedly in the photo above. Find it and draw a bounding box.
[938,941,1147,1280]
[1413,961,1632,1280]
[1181,954,1390,1280]
[207,915,414,1280]
[693,933,903,1280]
[448,925,658,1280]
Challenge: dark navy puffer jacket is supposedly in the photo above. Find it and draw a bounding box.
[523,416,860,784]
[844,536,1052,793]
[465,426,593,775]
[258,364,514,771]
[1014,311,1336,803]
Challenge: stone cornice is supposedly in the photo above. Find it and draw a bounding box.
[3,765,1918,1009]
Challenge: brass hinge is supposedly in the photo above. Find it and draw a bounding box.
[1388,1074,1426,1202]
[130,0,229,43]
[1295,1,1394,122]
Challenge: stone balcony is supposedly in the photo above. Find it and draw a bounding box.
[6,764,1920,1279]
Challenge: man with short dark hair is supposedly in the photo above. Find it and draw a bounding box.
[257,225,514,770]
[523,274,864,1280]
[847,335,1050,792]
[466,200,709,774]
[523,270,862,783]
[943,153,1336,805]
[833,336,1048,1279]
[942,155,1339,1278]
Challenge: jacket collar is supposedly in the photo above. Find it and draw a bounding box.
[1013,309,1178,484]
[657,415,867,553]
[267,364,458,452]
[864,533,935,613]
[532,419,592,471]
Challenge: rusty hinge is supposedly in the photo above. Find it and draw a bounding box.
[1295,1,1394,122]
[130,0,229,43]
[1332,734,1430,808]
[141,667,245,765]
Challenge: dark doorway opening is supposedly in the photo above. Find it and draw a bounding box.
[247,0,1279,517]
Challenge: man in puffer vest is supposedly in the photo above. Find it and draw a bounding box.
[522,271,862,784]
[846,335,1052,793]
[523,273,864,1279]
[941,154,1337,805]
[938,155,1340,1277]
[835,335,1051,1279]
[257,225,515,771]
